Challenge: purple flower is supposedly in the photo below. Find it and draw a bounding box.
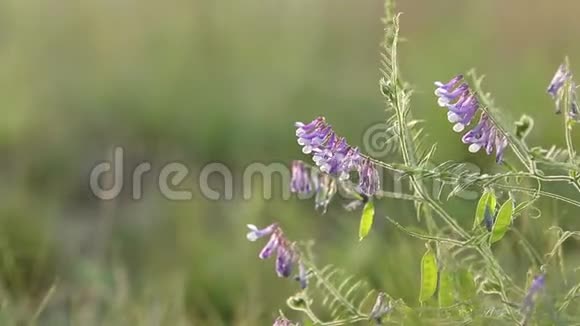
[295,117,362,180]
[435,75,466,106]
[446,91,480,132]
[567,81,579,118]
[296,117,331,154]
[571,81,579,116]
[483,205,495,232]
[273,316,297,326]
[247,223,303,282]
[259,232,280,259]
[290,161,338,213]
[495,135,509,163]
[276,245,294,277]
[357,158,381,196]
[313,137,361,180]
[547,62,578,117]
[461,114,508,163]
[521,273,546,321]
[297,260,308,289]
[291,160,312,194]
[246,223,278,242]
[547,64,570,99]
[435,75,480,132]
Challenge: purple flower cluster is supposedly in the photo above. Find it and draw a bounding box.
[295,117,381,195]
[247,223,308,289]
[462,114,508,163]
[547,63,578,117]
[521,273,546,321]
[434,75,508,163]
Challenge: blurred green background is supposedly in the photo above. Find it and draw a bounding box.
[0,0,579,324]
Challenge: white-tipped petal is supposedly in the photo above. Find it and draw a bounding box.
[246,232,259,242]
[453,123,465,133]
[437,97,449,107]
[447,111,460,123]
[468,143,482,153]
[434,88,445,96]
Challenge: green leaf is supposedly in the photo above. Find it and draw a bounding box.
[488,192,497,215]
[455,268,476,301]
[473,190,496,230]
[490,198,514,244]
[419,247,438,303]
[358,201,375,241]
[473,192,489,230]
[438,270,454,308]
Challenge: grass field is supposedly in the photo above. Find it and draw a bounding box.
[0,0,579,324]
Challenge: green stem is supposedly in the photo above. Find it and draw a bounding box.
[563,57,577,166]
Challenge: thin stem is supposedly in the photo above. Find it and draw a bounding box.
[497,184,580,209]
[384,215,466,246]
[563,57,577,165]
[381,14,468,239]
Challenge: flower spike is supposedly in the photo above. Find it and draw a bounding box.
[295,117,382,197]
[434,75,509,163]
[547,61,578,117]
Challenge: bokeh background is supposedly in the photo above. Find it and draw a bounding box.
[0,0,579,324]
